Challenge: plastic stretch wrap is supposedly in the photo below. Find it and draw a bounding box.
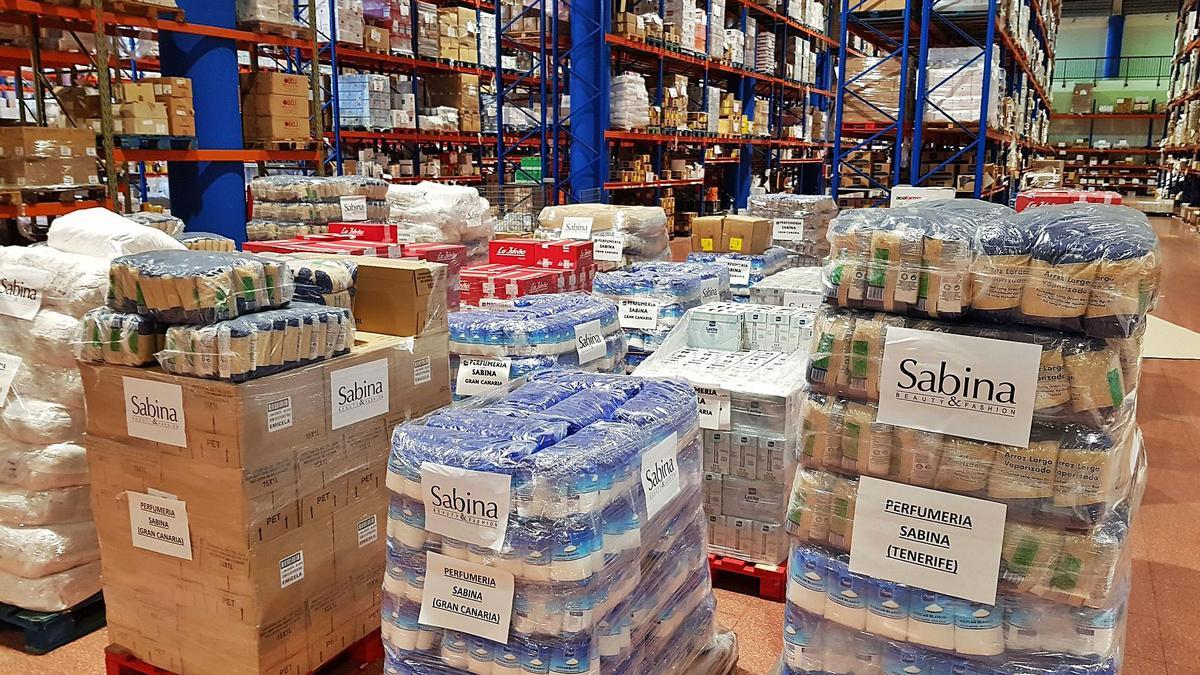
[387,183,496,254]
[9,363,83,410]
[808,306,1144,429]
[236,0,303,25]
[0,245,110,315]
[0,440,88,491]
[250,201,389,224]
[175,231,236,252]
[0,520,99,579]
[923,47,1004,125]
[247,176,390,240]
[448,295,628,397]
[0,484,90,526]
[382,373,717,675]
[750,266,825,306]
[0,560,99,612]
[156,303,355,382]
[537,204,670,269]
[0,308,83,369]
[1,398,83,445]
[76,307,164,367]
[246,219,332,241]
[687,247,790,297]
[107,250,295,324]
[779,549,1126,674]
[786,448,1145,611]
[824,201,1160,338]
[594,264,713,358]
[127,211,185,237]
[45,207,186,258]
[249,175,391,202]
[610,73,651,130]
[744,193,838,266]
[275,255,357,308]
[680,301,815,354]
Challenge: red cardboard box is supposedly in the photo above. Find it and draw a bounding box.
[488,239,541,265]
[402,242,467,275]
[291,240,402,257]
[328,222,402,243]
[534,240,594,270]
[1015,189,1122,212]
[493,269,558,299]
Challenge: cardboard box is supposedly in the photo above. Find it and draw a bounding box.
[0,126,96,160]
[83,332,450,675]
[162,98,196,136]
[119,81,156,103]
[240,71,309,97]
[0,157,99,187]
[720,214,772,254]
[243,93,309,119]
[1071,83,1094,114]
[245,115,310,140]
[690,215,724,253]
[364,25,390,51]
[339,257,448,337]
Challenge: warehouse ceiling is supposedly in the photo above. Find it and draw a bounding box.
[1061,0,1180,16]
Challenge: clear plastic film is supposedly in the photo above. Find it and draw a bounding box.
[76,307,164,367]
[0,439,88,491]
[749,266,825,306]
[269,254,358,308]
[106,250,295,324]
[594,264,712,360]
[537,204,670,270]
[610,72,651,131]
[0,519,99,579]
[382,372,718,675]
[247,176,390,240]
[687,247,790,298]
[807,306,1144,429]
[156,303,355,382]
[785,446,1145,613]
[0,560,98,613]
[0,484,90,526]
[448,295,628,397]
[1,397,84,446]
[249,174,391,203]
[387,182,496,253]
[824,201,1161,338]
[175,231,236,252]
[0,244,110,316]
[744,193,839,266]
[126,211,185,237]
[44,207,186,259]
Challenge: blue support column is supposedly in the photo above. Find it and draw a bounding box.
[158,0,246,242]
[1105,15,1124,79]
[567,0,609,201]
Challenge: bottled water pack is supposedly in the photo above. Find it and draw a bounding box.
[687,247,789,299]
[382,371,718,674]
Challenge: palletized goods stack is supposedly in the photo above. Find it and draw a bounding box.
[778,199,1159,674]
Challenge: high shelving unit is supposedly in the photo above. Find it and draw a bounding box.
[832,0,1057,206]
[1163,0,1200,207]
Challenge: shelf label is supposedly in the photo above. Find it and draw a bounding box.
[0,266,48,320]
[455,357,512,397]
[619,298,661,330]
[419,552,515,643]
[850,477,1007,605]
[592,232,625,262]
[772,218,805,241]
[560,216,593,240]
[339,195,368,222]
[718,258,752,285]
[128,491,193,560]
[695,387,731,430]
[574,319,606,365]
[877,328,1041,447]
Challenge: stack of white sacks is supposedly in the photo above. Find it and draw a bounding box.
[610,73,651,131]
[0,209,184,611]
[387,181,496,264]
[924,47,1005,126]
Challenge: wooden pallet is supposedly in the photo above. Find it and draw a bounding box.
[105,627,383,675]
[0,592,106,655]
[708,553,786,602]
[0,184,105,207]
[105,0,185,22]
[112,135,197,151]
[238,19,314,41]
[243,138,318,151]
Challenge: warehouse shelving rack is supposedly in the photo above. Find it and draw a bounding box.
[1162,0,1200,207]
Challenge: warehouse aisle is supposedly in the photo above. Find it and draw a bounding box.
[1,217,1197,675]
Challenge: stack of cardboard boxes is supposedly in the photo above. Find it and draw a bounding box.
[915,149,1000,192]
[337,74,392,130]
[611,152,654,183]
[0,126,98,188]
[241,71,311,144]
[841,56,909,125]
[114,77,194,137]
[718,93,743,135]
[437,6,478,63]
[689,214,773,254]
[838,148,891,190]
[423,73,481,132]
[1071,82,1095,114]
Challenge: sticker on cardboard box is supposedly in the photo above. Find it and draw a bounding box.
[876,328,1041,447]
[330,358,390,431]
[849,477,1007,605]
[695,387,731,430]
[718,258,752,286]
[0,353,20,404]
[339,195,368,222]
[619,298,661,330]
[455,357,511,396]
[772,218,805,241]
[574,319,606,365]
[0,266,49,320]
[421,463,512,550]
[266,397,293,432]
[641,433,681,519]
[413,356,432,385]
[419,552,514,643]
[123,377,187,447]
[560,216,593,240]
[357,514,379,548]
[279,551,305,588]
[592,232,625,262]
[127,491,193,560]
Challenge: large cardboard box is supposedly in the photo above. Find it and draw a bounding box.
[83,331,450,675]
[336,257,449,337]
[0,126,96,160]
[245,115,310,140]
[242,93,309,119]
[720,214,772,254]
[690,215,724,252]
[240,71,309,97]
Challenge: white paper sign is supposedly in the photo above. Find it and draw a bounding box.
[340,195,368,221]
[455,357,512,396]
[413,356,432,385]
[127,491,193,560]
[592,232,625,262]
[772,218,805,241]
[699,278,721,304]
[889,185,956,207]
[877,328,1041,447]
[574,320,606,365]
[419,551,515,643]
[357,514,379,548]
[718,258,752,285]
[560,216,594,240]
[0,267,48,320]
[266,397,293,432]
[123,377,187,447]
[330,358,390,430]
[695,387,731,430]
[280,551,305,588]
[421,462,512,550]
[477,298,513,309]
[849,477,1008,605]
[782,292,823,309]
[640,433,681,519]
[619,298,661,330]
[0,353,21,403]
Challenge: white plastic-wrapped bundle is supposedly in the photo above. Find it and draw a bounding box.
[383,372,721,674]
[610,72,651,130]
[247,175,390,240]
[537,204,670,270]
[744,193,838,266]
[923,47,1005,126]
[0,440,88,491]
[0,484,90,526]
[0,520,99,579]
[45,207,186,259]
[386,182,496,262]
[0,560,100,613]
